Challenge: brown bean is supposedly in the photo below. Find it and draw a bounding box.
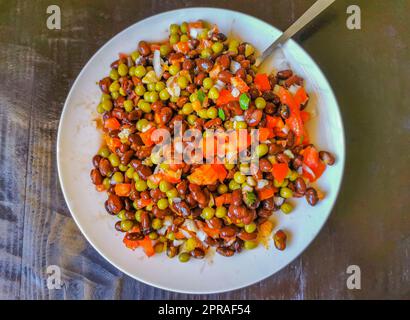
[231,189,243,206]
[92,155,102,168]
[107,194,123,214]
[182,59,195,70]
[319,151,335,165]
[237,230,257,241]
[111,107,126,120]
[217,70,233,83]
[203,118,222,129]
[262,198,275,211]
[257,208,273,218]
[124,210,136,220]
[208,217,223,230]
[115,221,123,232]
[259,158,272,172]
[150,188,166,202]
[151,101,163,112]
[90,169,103,185]
[176,180,188,195]
[276,152,290,164]
[138,41,151,56]
[269,143,284,155]
[279,104,290,119]
[244,107,262,127]
[135,164,152,180]
[128,109,142,121]
[249,87,260,99]
[186,83,196,93]
[274,229,287,250]
[235,68,246,80]
[220,226,237,238]
[286,130,295,148]
[152,205,168,219]
[171,200,191,217]
[284,75,304,88]
[216,54,231,70]
[228,204,247,219]
[196,58,213,72]
[167,246,178,258]
[305,188,319,206]
[189,184,208,207]
[216,247,235,257]
[226,100,243,116]
[194,72,206,86]
[241,208,256,225]
[98,158,112,176]
[140,211,150,230]
[294,177,306,195]
[191,248,205,259]
[277,70,293,80]
[126,232,144,241]
[156,106,173,125]
[120,150,134,165]
[99,77,112,94]
[292,155,303,170]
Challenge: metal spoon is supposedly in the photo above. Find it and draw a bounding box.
[255,0,336,67]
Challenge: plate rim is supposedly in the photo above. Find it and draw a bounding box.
[57,6,346,294]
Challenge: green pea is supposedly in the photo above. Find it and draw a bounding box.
[147,179,158,189]
[245,44,255,57]
[150,91,159,103]
[147,82,156,92]
[236,121,247,129]
[159,181,172,193]
[234,171,246,184]
[159,88,170,100]
[255,97,266,109]
[134,84,145,96]
[177,76,188,89]
[256,144,269,158]
[133,172,140,182]
[198,109,208,119]
[118,164,127,172]
[212,42,224,54]
[203,77,213,90]
[169,34,179,45]
[123,100,134,112]
[166,188,178,199]
[201,207,215,220]
[178,252,190,263]
[155,81,166,92]
[101,93,111,102]
[97,103,104,114]
[181,103,193,115]
[120,220,134,232]
[229,180,241,190]
[109,81,120,93]
[128,66,136,77]
[169,23,180,34]
[244,223,257,233]
[185,238,197,252]
[280,187,293,199]
[160,44,171,57]
[136,118,149,132]
[112,172,124,184]
[118,63,128,77]
[152,218,163,230]
[135,209,143,222]
[139,101,152,113]
[111,91,119,99]
[229,39,240,49]
[154,243,164,253]
[180,22,188,33]
[198,28,209,40]
[167,231,175,241]
[117,210,126,220]
[109,69,119,80]
[102,177,111,190]
[208,87,220,100]
[206,107,218,119]
[189,92,198,103]
[224,163,235,170]
[98,146,110,158]
[201,48,212,58]
[180,34,189,42]
[187,114,197,125]
[125,167,135,179]
[157,198,169,210]
[135,180,148,192]
[134,65,146,78]
[131,51,140,61]
[281,202,293,214]
[288,171,299,182]
[108,153,120,167]
[244,240,258,250]
[169,64,180,76]
[215,206,227,218]
[217,184,228,194]
[149,232,158,240]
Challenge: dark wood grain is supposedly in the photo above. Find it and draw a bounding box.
[0,0,409,299]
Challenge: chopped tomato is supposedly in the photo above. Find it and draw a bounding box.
[257,185,277,201]
[259,220,274,237]
[271,163,290,183]
[215,193,232,207]
[302,146,326,182]
[231,76,249,93]
[139,127,156,147]
[196,221,220,238]
[294,87,309,107]
[105,135,122,153]
[254,73,271,92]
[114,183,132,197]
[258,127,274,141]
[266,115,284,129]
[300,111,310,123]
[163,169,182,183]
[138,236,155,257]
[216,89,238,106]
[174,41,190,54]
[187,164,226,185]
[104,118,121,130]
[119,53,128,60]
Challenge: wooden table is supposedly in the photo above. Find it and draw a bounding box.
[1,0,409,299]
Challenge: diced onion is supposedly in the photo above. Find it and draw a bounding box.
[233,115,244,122]
[303,164,316,179]
[257,179,269,190]
[180,229,192,239]
[230,60,241,73]
[288,84,301,95]
[189,28,205,39]
[274,196,285,206]
[153,50,163,79]
[231,87,240,98]
[284,149,295,159]
[214,80,225,91]
[196,230,207,242]
[183,220,198,233]
[173,239,184,246]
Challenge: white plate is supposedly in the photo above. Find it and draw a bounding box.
[57,8,345,294]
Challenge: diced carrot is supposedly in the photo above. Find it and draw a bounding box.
[95,184,105,192]
[119,53,128,60]
[138,236,155,257]
[300,111,310,123]
[187,164,220,185]
[174,231,186,240]
[258,127,274,141]
[215,193,232,207]
[254,73,271,92]
[196,221,220,238]
[257,185,277,201]
[293,87,309,107]
[266,115,284,129]
[114,183,132,197]
[271,163,290,183]
[132,76,142,86]
[163,169,182,184]
[302,146,326,182]
[174,41,190,54]
[105,136,122,152]
[139,127,156,147]
[231,76,249,93]
[104,118,121,130]
[216,89,238,106]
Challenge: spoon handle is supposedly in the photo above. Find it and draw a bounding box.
[255,0,336,67]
